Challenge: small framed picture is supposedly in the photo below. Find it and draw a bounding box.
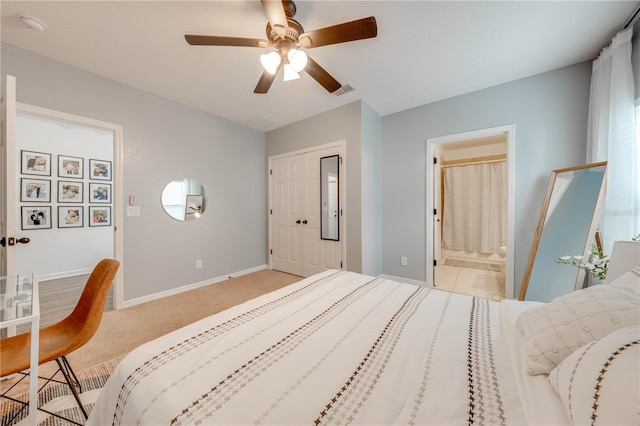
[89,159,112,181]
[20,178,51,202]
[21,150,51,176]
[58,206,83,228]
[89,206,111,227]
[21,206,52,230]
[15,299,32,317]
[58,181,83,203]
[185,195,204,220]
[89,183,111,203]
[58,155,84,179]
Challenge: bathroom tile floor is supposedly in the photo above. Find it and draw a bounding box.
[434,263,506,301]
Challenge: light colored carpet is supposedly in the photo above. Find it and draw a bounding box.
[0,268,301,425]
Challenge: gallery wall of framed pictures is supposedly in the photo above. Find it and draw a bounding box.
[20,150,113,230]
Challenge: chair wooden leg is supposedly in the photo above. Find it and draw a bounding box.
[55,356,88,419]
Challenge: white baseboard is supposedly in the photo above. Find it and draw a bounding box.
[39,268,93,282]
[378,274,428,288]
[120,264,268,309]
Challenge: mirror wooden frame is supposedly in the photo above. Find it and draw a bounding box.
[519,161,607,301]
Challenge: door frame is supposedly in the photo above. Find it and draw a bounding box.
[1,75,18,277]
[268,140,346,273]
[425,125,515,299]
[12,101,125,308]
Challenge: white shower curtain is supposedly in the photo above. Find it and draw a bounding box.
[442,161,506,254]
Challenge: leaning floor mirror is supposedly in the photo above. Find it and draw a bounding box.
[519,161,607,302]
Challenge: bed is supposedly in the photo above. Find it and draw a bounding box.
[87,269,639,425]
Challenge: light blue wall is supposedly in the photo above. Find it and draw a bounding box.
[2,43,267,301]
[361,102,382,276]
[381,62,593,296]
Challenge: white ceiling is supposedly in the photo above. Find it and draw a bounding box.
[1,1,637,131]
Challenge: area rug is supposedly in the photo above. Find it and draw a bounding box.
[0,355,123,426]
[471,274,505,296]
[443,258,503,272]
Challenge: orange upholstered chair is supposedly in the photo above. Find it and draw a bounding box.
[1,258,119,422]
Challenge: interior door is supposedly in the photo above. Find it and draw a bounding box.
[271,154,303,275]
[300,151,328,276]
[1,75,19,276]
[270,146,343,277]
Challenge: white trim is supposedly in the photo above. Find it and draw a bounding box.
[15,102,125,309]
[39,268,93,282]
[425,124,516,299]
[1,75,17,277]
[120,264,268,309]
[268,140,345,161]
[268,140,347,272]
[378,274,426,287]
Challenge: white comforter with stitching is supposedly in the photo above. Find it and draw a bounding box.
[88,270,556,425]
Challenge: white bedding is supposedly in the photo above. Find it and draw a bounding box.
[500,300,570,425]
[88,270,565,425]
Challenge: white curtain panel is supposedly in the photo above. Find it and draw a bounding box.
[587,27,639,254]
[442,161,506,254]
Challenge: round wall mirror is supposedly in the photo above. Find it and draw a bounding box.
[161,178,207,221]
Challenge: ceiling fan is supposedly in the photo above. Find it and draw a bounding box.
[185,0,377,94]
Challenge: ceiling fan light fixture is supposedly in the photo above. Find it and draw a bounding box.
[260,51,281,75]
[283,64,300,81]
[287,48,307,72]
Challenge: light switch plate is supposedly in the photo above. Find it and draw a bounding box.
[127,206,140,217]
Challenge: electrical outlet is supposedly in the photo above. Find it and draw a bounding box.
[196,259,203,269]
[401,256,408,266]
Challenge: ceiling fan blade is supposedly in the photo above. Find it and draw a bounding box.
[261,0,288,36]
[185,34,268,48]
[299,16,377,48]
[304,56,341,93]
[254,62,283,94]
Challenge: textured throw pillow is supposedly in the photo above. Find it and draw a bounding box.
[547,326,640,426]
[608,265,640,296]
[516,285,639,375]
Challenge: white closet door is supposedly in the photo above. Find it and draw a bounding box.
[300,152,323,276]
[271,154,303,275]
[271,147,343,277]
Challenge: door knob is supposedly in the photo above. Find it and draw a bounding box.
[302,220,308,224]
[296,220,301,224]
[0,237,30,247]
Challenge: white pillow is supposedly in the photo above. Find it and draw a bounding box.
[608,265,640,296]
[548,326,640,426]
[516,285,639,375]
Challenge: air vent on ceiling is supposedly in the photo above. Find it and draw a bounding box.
[333,84,354,96]
[246,115,277,130]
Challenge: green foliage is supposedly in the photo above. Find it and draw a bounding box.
[555,234,639,280]
[554,245,608,281]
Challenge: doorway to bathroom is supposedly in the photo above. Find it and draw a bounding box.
[426,125,515,300]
